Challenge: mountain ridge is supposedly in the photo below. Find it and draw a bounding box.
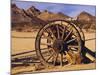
[11,4,96,32]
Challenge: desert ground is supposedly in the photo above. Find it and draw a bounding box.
[11,30,96,74]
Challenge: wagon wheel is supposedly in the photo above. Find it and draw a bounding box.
[35,20,82,67]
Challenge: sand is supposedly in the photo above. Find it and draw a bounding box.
[11,30,96,74]
[11,31,96,54]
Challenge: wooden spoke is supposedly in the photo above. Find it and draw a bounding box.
[48,28,56,40]
[66,38,76,44]
[60,53,63,66]
[46,51,55,62]
[56,25,60,39]
[53,53,58,65]
[70,48,78,51]
[68,45,79,48]
[69,46,80,52]
[64,28,73,41]
[61,25,66,39]
[59,26,63,31]
[41,48,54,57]
[45,29,52,37]
[48,47,54,52]
[42,33,54,42]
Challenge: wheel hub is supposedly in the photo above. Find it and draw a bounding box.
[53,39,68,53]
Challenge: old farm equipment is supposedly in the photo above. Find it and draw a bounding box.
[12,19,96,68]
[35,19,95,67]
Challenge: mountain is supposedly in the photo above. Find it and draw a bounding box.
[11,4,32,23]
[11,4,46,31]
[38,10,70,21]
[77,11,96,30]
[77,11,95,23]
[11,4,96,32]
[26,6,41,17]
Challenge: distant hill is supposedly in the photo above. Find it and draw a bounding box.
[11,4,46,31]
[37,10,70,21]
[11,4,96,32]
[77,11,96,30]
[26,6,41,17]
[77,11,95,23]
[11,4,31,23]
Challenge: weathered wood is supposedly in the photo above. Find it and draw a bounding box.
[85,52,95,62]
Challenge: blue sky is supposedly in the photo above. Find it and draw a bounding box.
[12,0,96,17]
